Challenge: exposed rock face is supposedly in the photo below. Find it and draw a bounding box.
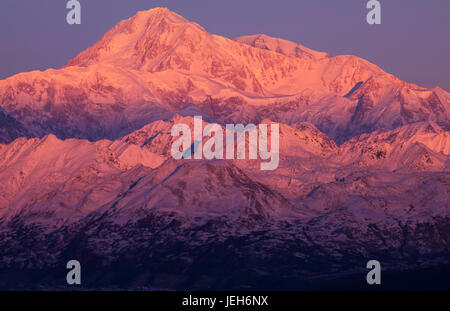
[0,107,31,143]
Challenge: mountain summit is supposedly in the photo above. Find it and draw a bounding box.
[0,7,448,144]
[66,7,207,70]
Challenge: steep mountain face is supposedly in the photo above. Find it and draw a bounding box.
[336,122,450,171]
[0,7,448,143]
[0,7,449,290]
[0,107,30,143]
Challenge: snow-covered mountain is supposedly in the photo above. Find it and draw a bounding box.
[0,117,448,289]
[336,121,450,171]
[0,7,448,290]
[0,8,448,144]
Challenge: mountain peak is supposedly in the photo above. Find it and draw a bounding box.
[65,7,206,69]
[134,7,189,24]
[139,7,170,14]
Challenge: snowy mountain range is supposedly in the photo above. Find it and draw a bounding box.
[0,8,448,290]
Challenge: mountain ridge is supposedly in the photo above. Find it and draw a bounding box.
[0,7,448,144]
[0,7,448,290]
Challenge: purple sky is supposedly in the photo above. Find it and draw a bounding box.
[1,0,449,91]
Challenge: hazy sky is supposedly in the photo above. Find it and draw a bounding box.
[0,0,449,91]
